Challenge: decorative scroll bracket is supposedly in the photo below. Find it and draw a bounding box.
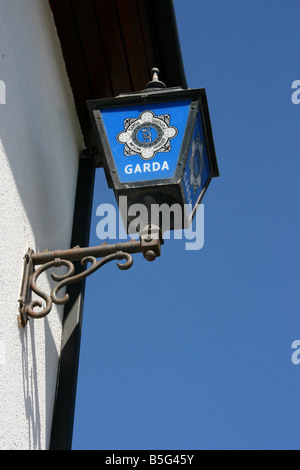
[18,226,163,328]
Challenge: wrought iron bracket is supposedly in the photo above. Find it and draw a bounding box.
[18,226,163,328]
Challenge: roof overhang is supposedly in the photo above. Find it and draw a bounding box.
[49,0,187,154]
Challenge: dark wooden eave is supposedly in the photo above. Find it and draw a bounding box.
[49,0,187,153]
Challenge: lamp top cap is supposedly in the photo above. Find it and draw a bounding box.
[145,68,166,90]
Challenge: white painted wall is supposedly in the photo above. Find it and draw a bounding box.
[0,0,83,449]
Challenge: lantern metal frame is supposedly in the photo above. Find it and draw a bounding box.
[87,86,219,231]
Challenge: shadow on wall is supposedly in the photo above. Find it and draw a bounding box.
[20,321,42,449]
[0,0,82,255]
[19,318,60,449]
[0,104,80,254]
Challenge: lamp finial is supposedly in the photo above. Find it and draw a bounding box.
[145,67,166,89]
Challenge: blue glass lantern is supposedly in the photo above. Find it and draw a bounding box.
[87,74,219,234]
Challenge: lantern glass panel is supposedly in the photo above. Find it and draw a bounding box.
[182,110,211,217]
[100,99,192,183]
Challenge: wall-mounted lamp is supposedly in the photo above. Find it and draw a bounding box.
[18,69,219,328]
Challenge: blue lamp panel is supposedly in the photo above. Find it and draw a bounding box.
[100,100,192,183]
[183,112,211,215]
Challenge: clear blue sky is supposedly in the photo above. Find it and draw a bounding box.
[72,0,300,450]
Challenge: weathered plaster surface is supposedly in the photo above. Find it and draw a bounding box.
[0,0,83,449]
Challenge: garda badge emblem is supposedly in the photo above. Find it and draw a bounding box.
[117,110,178,160]
[189,134,205,193]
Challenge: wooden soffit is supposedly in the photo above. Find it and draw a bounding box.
[49,0,187,148]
